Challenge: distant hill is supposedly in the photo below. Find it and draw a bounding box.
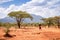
[0,14,43,23]
[0,17,16,23]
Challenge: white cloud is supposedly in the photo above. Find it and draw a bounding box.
[0,4,19,18]
[18,0,60,18]
[5,4,19,13]
[0,7,6,18]
[0,0,13,4]
[0,0,60,18]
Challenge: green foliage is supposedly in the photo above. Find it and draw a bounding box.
[0,22,3,26]
[42,16,60,28]
[8,11,33,28]
[8,11,33,19]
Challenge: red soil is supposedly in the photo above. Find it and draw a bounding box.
[0,27,60,40]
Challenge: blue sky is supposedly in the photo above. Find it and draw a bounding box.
[0,0,60,18]
[0,0,31,8]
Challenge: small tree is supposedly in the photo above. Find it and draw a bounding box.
[4,23,13,37]
[8,11,33,28]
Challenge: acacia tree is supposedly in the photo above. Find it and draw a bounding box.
[42,17,54,28]
[53,16,60,28]
[8,11,33,28]
[42,16,60,28]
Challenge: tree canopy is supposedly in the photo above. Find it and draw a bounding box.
[8,11,33,28]
[8,11,33,20]
[42,16,60,28]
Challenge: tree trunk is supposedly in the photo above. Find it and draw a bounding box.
[48,21,50,28]
[16,18,22,28]
[17,21,20,28]
[16,19,20,28]
[48,24,50,28]
[19,18,21,28]
[57,21,60,28]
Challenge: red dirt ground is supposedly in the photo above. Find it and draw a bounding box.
[0,27,60,40]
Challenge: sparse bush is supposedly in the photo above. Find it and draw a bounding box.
[3,23,13,37]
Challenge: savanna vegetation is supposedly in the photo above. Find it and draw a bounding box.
[8,11,33,28]
[0,10,60,39]
[42,16,60,28]
[0,11,33,37]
